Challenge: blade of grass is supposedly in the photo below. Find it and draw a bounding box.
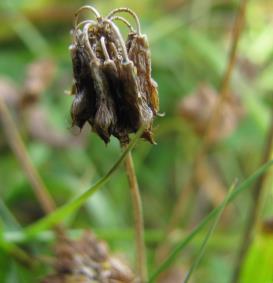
[0,221,34,267]
[0,199,21,231]
[24,127,144,237]
[1,1,51,57]
[148,159,273,283]
[3,228,239,253]
[183,181,237,283]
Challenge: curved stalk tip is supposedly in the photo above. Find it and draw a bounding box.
[103,19,130,63]
[107,7,141,35]
[83,22,97,59]
[74,5,101,28]
[100,37,110,61]
[111,16,135,33]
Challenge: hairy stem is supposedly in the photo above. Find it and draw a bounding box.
[124,149,147,282]
[0,96,56,214]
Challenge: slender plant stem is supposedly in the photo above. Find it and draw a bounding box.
[0,240,35,267]
[231,113,273,283]
[124,149,147,282]
[201,0,248,149]
[25,128,144,236]
[184,182,236,283]
[0,96,56,214]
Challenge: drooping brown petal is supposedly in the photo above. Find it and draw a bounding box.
[127,33,159,115]
[70,39,97,129]
[89,58,117,143]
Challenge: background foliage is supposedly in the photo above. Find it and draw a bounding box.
[0,0,273,282]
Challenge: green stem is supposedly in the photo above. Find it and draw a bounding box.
[124,150,147,282]
[24,127,144,237]
[230,114,273,283]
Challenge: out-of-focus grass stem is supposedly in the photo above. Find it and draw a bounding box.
[0,96,56,214]
[156,0,249,265]
[231,113,273,283]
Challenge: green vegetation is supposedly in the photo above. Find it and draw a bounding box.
[0,0,273,282]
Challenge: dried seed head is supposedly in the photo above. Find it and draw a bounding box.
[70,6,160,145]
[41,230,136,283]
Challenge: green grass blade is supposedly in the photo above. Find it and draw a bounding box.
[24,127,144,237]
[0,221,33,267]
[0,199,21,231]
[148,159,273,283]
[183,181,237,283]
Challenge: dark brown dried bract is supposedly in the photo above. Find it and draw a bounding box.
[70,6,160,145]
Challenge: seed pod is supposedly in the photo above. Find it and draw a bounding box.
[70,6,160,145]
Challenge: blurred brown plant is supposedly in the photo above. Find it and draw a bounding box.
[0,77,20,107]
[42,231,136,283]
[70,6,160,145]
[0,59,85,149]
[158,266,187,283]
[179,83,244,143]
[262,217,273,234]
[20,59,56,107]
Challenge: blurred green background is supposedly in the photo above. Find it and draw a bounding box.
[0,0,273,282]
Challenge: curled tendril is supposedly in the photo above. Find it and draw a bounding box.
[100,37,110,61]
[82,22,97,59]
[74,5,101,28]
[107,7,141,34]
[103,19,129,63]
[73,19,97,41]
[111,16,135,33]
[76,19,97,31]
[109,42,120,60]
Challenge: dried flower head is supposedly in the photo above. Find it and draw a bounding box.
[70,6,160,145]
[42,231,136,283]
